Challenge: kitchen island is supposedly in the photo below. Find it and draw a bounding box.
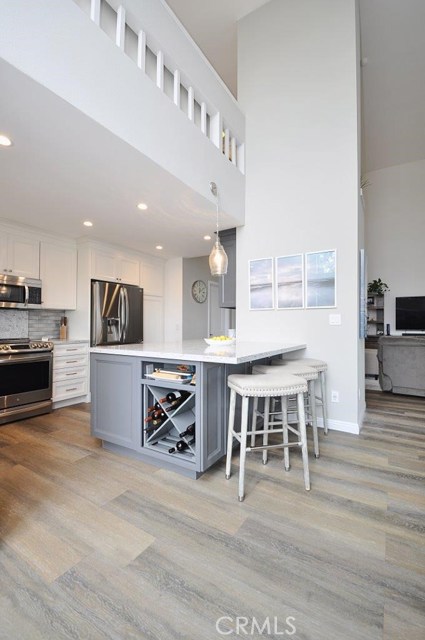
[90,340,306,478]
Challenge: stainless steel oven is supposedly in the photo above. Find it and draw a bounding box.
[0,340,53,425]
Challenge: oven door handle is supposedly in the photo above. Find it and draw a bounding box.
[0,352,53,364]
[24,285,29,306]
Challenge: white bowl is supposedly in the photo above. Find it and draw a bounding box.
[204,337,235,347]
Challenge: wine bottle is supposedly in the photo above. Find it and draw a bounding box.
[160,390,190,405]
[147,402,161,413]
[168,438,194,454]
[179,423,195,438]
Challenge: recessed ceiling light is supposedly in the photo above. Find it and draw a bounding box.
[137,202,148,211]
[155,245,163,250]
[0,134,12,147]
[203,235,212,241]
[83,220,93,227]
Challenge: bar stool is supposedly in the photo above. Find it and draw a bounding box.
[272,357,329,434]
[226,372,310,501]
[252,363,319,459]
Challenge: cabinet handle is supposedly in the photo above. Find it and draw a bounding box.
[65,360,79,364]
[65,387,78,392]
[65,372,78,376]
[65,348,79,352]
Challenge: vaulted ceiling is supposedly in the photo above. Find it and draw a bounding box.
[170,0,425,173]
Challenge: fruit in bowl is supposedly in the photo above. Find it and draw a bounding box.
[204,336,235,347]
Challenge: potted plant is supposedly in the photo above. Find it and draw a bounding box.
[367,278,390,296]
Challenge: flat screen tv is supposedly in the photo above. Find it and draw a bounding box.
[395,296,425,332]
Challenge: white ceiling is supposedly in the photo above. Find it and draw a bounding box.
[1,0,423,259]
[0,58,235,259]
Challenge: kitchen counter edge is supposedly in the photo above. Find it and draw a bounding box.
[89,340,307,365]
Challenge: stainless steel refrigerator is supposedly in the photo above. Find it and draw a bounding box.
[91,280,143,346]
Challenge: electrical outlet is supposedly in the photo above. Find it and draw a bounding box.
[331,390,339,403]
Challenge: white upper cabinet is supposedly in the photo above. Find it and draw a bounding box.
[120,256,141,287]
[140,260,164,296]
[92,248,139,285]
[0,230,40,278]
[40,241,77,310]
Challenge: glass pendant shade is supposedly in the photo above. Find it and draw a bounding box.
[209,239,228,276]
[209,181,228,276]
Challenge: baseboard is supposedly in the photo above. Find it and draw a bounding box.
[316,417,360,435]
[53,393,90,409]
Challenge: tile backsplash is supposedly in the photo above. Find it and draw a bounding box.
[28,310,64,340]
[0,309,64,340]
[0,309,28,339]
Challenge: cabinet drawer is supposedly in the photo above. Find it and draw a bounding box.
[52,377,88,401]
[54,343,88,356]
[53,366,87,382]
[54,353,88,370]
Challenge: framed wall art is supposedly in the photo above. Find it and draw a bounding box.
[305,249,336,308]
[249,258,274,310]
[275,254,304,309]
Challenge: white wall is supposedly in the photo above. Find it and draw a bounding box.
[237,0,362,431]
[364,159,425,333]
[163,257,183,341]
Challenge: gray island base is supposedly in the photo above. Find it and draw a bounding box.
[90,340,306,478]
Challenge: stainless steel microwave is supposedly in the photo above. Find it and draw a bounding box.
[0,274,42,309]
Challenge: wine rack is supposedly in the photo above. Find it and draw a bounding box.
[142,361,198,468]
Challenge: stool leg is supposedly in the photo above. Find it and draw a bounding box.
[321,371,328,435]
[225,389,236,480]
[262,397,270,465]
[282,396,290,471]
[250,397,258,447]
[238,396,249,502]
[308,379,319,459]
[297,391,311,491]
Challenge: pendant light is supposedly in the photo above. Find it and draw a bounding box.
[208,181,228,276]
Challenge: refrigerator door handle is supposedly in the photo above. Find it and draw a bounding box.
[92,281,103,346]
[123,287,129,342]
[118,287,124,341]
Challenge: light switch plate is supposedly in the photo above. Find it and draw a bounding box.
[329,314,341,325]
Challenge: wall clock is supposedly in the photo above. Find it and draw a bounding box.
[191,279,207,303]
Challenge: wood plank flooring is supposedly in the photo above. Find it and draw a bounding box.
[0,392,424,639]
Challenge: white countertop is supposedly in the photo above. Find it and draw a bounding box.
[90,339,306,364]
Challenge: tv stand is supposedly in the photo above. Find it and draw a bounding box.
[402,332,425,336]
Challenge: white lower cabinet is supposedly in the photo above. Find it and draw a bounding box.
[52,342,89,405]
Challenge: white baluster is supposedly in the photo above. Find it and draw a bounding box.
[156,51,164,91]
[173,70,181,107]
[231,137,237,165]
[224,128,230,158]
[137,30,146,72]
[188,86,194,122]
[210,111,222,149]
[201,102,207,135]
[90,0,100,25]
[116,5,125,50]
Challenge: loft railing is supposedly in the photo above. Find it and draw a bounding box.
[73,0,245,173]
